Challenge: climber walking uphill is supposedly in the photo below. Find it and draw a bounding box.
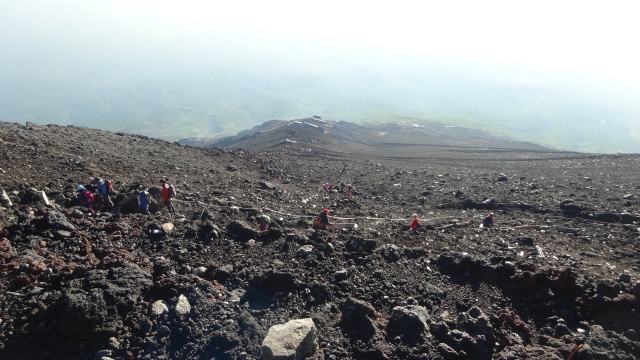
[159,179,176,217]
[314,208,331,229]
[258,214,271,231]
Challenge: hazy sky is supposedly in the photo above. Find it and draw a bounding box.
[3,0,640,84]
[2,0,640,153]
[110,0,640,84]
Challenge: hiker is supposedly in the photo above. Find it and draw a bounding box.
[346,183,353,197]
[72,185,86,206]
[74,185,95,213]
[419,196,427,205]
[315,208,331,229]
[93,177,114,210]
[323,183,331,192]
[258,214,271,231]
[159,179,176,216]
[135,189,150,214]
[409,214,422,231]
[481,213,495,228]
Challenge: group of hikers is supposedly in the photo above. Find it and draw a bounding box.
[72,178,178,217]
[69,161,496,233]
[259,150,288,181]
[72,177,114,213]
[323,182,354,197]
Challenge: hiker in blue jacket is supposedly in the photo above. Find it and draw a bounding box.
[134,189,150,214]
[92,177,114,210]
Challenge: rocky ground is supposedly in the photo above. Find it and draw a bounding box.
[0,120,639,360]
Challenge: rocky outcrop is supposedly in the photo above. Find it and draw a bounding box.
[60,263,152,339]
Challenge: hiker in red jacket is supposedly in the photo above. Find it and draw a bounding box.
[159,179,176,216]
[409,214,422,231]
[315,208,331,229]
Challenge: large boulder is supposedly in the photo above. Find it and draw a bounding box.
[389,305,430,342]
[379,244,402,262]
[226,220,258,241]
[456,306,494,340]
[46,210,76,231]
[59,263,152,339]
[261,318,318,360]
[341,297,388,340]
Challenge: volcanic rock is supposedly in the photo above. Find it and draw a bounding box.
[226,220,258,240]
[380,244,402,262]
[174,294,191,317]
[437,343,458,360]
[297,245,314,257]
[60,263,152,339]
[619,273,632,283]
[389,305,430,343]
[46,210,76,231]
[261,318,318,360]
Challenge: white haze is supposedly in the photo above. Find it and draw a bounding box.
[1,0,640,152]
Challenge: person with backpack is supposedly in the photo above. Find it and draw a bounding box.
[258,214,271,231]
[314,208,331,229]
[74,185,95,213]
[72,185,86,206]
[92,177,114,210]
[135,189,150,214]
[159,179,176,216]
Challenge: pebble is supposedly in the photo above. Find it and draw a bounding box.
[175,294,191,317]
[157,325,170,338]
[141,318,153,335]
[95,349,112,358]
[108,337,120,349]
[297,245,314,257]
[192,266,207,276]
[150,300,169,317]
[619,273,632,283]
[504,261,515,270]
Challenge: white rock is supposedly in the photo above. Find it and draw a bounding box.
[297,245,314,257]
[192,266,207,276]
[161,223,174,233]
[1,189,12,206]
[40,190,50,206]
[107,337,120,349]
[262,318,318,360]
[175,294,191,317]
[149,300,169,317]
